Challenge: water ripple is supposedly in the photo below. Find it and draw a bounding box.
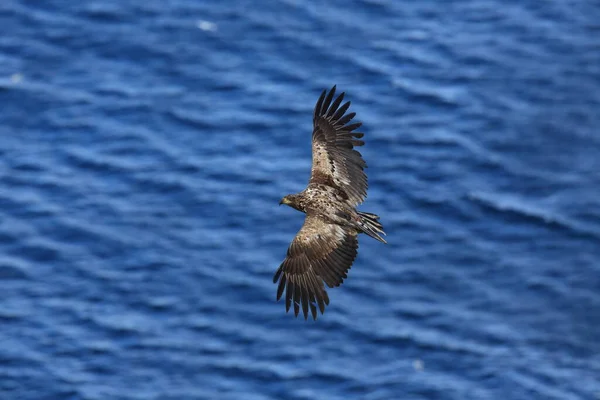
[1,0,599,399]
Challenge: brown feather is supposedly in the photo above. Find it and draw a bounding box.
[272,215,359,320]
[308,86,369,206]
[274,86,386,320]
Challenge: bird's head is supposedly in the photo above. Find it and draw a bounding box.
[279,194,304,211]
[279,195,293,207]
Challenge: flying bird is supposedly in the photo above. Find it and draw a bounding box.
[274,85,386,320]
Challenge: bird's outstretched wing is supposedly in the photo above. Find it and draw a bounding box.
[273,214,358,320]
[310,85,368,206]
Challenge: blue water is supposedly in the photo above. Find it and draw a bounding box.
[1,1,599,399]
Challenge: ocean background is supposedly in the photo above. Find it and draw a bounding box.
[1,1,599,399]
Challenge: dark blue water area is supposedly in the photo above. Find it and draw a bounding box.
[1,0,599,399]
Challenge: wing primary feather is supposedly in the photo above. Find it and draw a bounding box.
[273,266,282,283]
[309,272,326,314]
[327,92,345,118]
[320,86,336,116]
[285,277,293,313]
[337,112,355,126]
[293,278,301,317]
[344,122,362,132]
[300,275,309,320]
[276,272,286,300]
[310,301,318,320]
[332,101,351,121]
[305,275,319,319]
[314,90,326,121]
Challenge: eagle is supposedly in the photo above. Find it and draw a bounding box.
[274,85,386,320]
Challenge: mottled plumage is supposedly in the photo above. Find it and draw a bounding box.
[274,86,386,320]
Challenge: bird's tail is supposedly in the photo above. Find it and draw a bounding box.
[357,211,387,244]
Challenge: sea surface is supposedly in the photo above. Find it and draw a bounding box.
[1,1,599,399]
